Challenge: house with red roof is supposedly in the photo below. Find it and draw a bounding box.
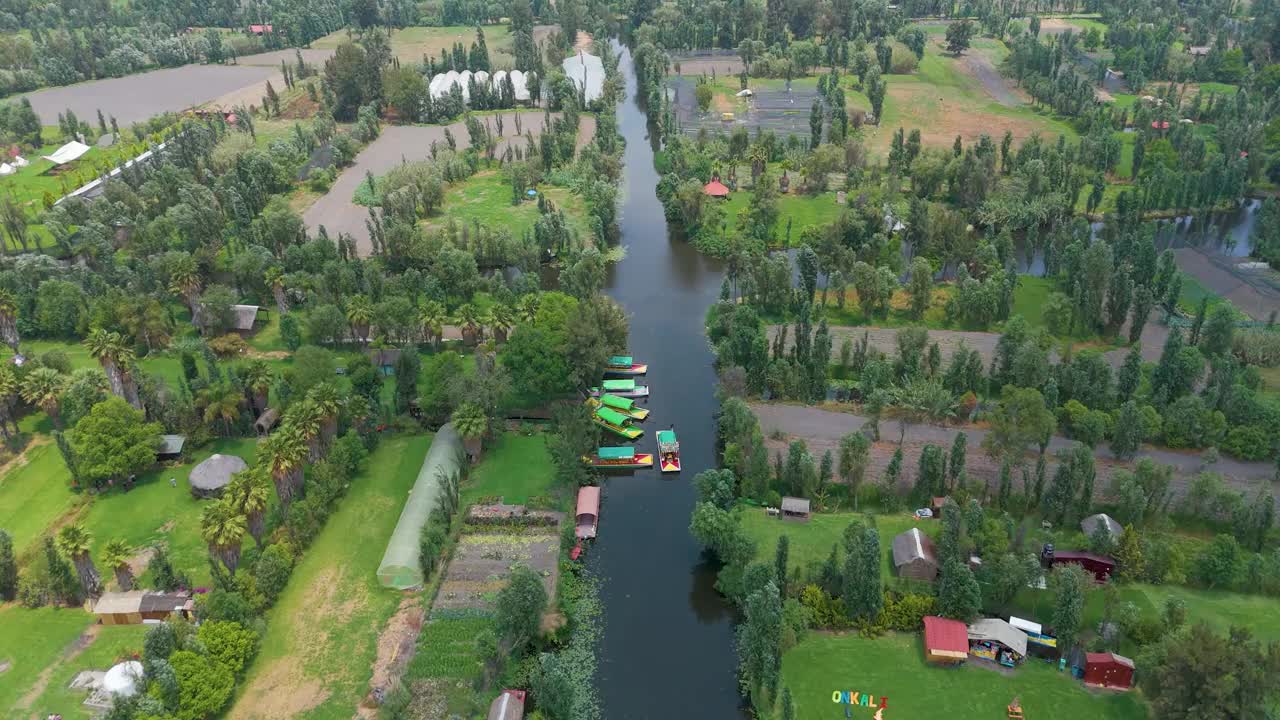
[922,615,968,664]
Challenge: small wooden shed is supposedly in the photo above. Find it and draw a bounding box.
[156,434,186,460]
[1084,652,1135,689]
[923,615,968,664]
[780,496,811,522]
[93,591,192,625]
[892,527,939,581]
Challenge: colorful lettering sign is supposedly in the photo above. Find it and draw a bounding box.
[830,691,888,709]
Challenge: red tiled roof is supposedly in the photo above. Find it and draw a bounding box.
[923,615,968,654]
[703,179,729,197]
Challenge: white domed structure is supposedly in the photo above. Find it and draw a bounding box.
[102,661,144,698]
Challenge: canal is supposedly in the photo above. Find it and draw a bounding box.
[588,44,747,719]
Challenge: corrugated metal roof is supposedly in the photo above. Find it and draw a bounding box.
[780,496,810,513]
[892,527,937,567]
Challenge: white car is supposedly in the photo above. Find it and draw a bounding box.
[913,508,934,520]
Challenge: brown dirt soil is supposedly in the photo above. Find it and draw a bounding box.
[434,533,559,612]
[670,56,747,77]
[358,597,425,719]
[15,624,101,710]
[885,82,1043,150]
[125,546,156,581]
[227,663,329,720]
[280,93,321,120]
[246,349,291,360]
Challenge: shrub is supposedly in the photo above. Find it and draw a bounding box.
[252,544,293,605]
[881,591,937,631]
[169,649,235,720]
[197,620,258,676]
[799,584,851,629]
[306,167,334,192]
[1221,425,1272,460]
[890,48,918,74]
[207,334,248,357]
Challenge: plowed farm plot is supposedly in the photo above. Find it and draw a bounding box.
[432,531,561,614]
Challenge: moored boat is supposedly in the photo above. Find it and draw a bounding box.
[657,428,681,473]
[605,355,648,375]
[589,378,650,399]
[592,406,644,439]
[582,446,654,469]
[587,394,650,421]
[575,485,600,539]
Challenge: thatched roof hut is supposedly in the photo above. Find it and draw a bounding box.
[188,453,247,498]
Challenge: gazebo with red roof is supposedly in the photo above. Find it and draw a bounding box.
[703,173,730,198]
[922,615,969,664]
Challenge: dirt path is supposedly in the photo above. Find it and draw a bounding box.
[749,401,1275,500]
[357,597,424,719]
[14,624,100,711]
[302,112,559,256]
[958,50,1021,107]
[0,436,50,483]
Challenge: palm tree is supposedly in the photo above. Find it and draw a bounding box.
[346,294,374,346]
[200,501,247,574]
[515,294,540,324]
[489,303,514,343]
[452,401,489,461]
[285,398,324,462]
[21,367,67,428]
[168,255,203,327]
[101,538,135,591]
[0,362,18,440]
[262,426,308,508]
[264,266,289,315]
[419,300,446,349]
[239,359,274,414]
[84,328,140,409]
[748,142,769,184]
[56,524,101,596]
[0,287,20,354]
[225,468,270,546]
[307,382,342,449]
[198,382,243,436]
[454,303,482,345]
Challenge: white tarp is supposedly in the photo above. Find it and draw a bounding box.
[563,51,604,103]
[42,140,92,165]
[12,156,27,167]
[429,69,537,103]
[736,89,753,97]
[102,661,144,697]
[0,164,13,176]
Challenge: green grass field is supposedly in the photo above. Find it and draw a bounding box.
[846,42,1078,159]
[80,437,261,587]
[0,441,82,559]
[0,606,94,713]
[740,507,931,579]
[463,431,558,506]
[25,624,149,718]
[720,190,846,245]
[781,633,1147,720]
[427,171,592,240]
[313,25,515,66]
[228,433,433,720]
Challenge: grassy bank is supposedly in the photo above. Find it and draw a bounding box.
[0,606,95,712]
[227,433,433,720]
[782,633,1146,720]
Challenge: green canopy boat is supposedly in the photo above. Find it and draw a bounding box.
[593,406,643,439]
[598,394,650,420]
[608,356,633,366]
[590,378,650,398]
[582,445,654,469]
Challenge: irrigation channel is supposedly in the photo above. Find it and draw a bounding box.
[585,44,748,719]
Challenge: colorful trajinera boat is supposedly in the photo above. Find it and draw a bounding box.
[586,394,650,421]
[592,406,644,439]
[589,378,650,399]
[582,446,654,469]
[657,428,681,473]
[605,355,648,375]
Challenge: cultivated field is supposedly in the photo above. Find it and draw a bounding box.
[433,530,561,613]
[312,25,518,66]
[21,64,278,124]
